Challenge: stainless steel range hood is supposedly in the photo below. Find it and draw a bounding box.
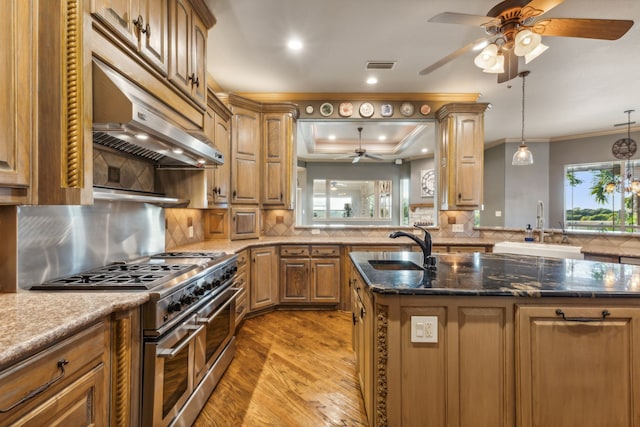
[92,58,223,168]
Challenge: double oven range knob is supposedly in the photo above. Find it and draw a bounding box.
[167,301,182,313]
[194,286,205,296]
[180,294,195,305]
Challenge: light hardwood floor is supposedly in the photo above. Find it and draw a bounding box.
[193,310,369,426]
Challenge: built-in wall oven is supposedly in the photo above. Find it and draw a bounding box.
[31,251,239,427]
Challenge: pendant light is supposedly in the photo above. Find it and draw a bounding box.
[512,70,534,166]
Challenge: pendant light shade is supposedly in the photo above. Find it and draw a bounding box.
[512,71,534,166]
[482,53,505,74]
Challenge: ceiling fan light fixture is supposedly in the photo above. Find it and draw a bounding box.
[482,54,505,73]
[473,43,498,69]
[523,42,549,64]
[514,29,541,56]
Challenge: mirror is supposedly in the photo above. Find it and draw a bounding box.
[295,119,436,227]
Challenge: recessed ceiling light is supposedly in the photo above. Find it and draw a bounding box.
[378,135,386,141]
[328,135,336,141]
[421,148,428,153]
[287,39,303,51]
[366,76,378,85]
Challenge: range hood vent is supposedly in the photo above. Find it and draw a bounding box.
[92,58,223,168]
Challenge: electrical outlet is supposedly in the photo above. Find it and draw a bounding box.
[311,228,320,235]
[452,224,464,233]
[495,210,502,217]
[411,316,438,343]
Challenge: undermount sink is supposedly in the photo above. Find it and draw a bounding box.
[492,241,584,260]
[369,260,424,271]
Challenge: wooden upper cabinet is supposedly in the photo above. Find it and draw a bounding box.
[205,89,232,206]
[436,103,489,211]
[230,99,261,205]
[0,0,34,204]
[92,0,169,74]
[168,0,207,108]
[262,107,297,209]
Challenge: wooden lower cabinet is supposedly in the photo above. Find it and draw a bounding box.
[0,321,110,426]
[234,249,250,325]
[516,305,640,427]
[280,245,340,305]
[250,246,278,311]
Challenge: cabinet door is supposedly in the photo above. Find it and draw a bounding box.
[231,107,260,204]
[310,258,340,303]
[262,113,287,206]
[168,0,191,94]
[212,114,230,204]
[138,0,168,74]
[0,0,33,199]
[92,0,138,46]
[454,114,483,207]
[190,12,207,107]
[250,246,278,311]
[280,258,310,303]
[517,305,640,427]
[230,207,259,240]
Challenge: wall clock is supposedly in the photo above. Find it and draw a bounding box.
[421,169,435,197]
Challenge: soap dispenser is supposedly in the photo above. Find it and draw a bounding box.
[525,224,534,242]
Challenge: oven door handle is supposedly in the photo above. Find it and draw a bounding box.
[157,324,204,359]
[196,288,243,325]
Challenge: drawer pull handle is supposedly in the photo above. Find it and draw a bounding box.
[555,309,611,323]
[0,359,69,413]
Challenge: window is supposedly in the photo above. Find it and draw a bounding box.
[564,160,640,232]
[312,180,393,221]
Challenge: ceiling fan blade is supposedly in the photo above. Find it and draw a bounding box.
[364,153,384,160]
[334,154,355,160]
[497,49,519,84]
[419,37,490,76]
[520,0,565,18]
[352,156,361,164]
[428,12,499,27]
[533,18,634,40]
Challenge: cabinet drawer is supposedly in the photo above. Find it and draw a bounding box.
[235,290,248,324]
[234,269,248,294]
[0,321,108,422]
[311,245,340,257]
[236,249,249,267]
[280,245,310,257]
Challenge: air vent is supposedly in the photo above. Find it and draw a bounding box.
[366,61,397,70]
[93,131,165,162]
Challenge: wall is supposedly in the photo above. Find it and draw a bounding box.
[482,141,550,228]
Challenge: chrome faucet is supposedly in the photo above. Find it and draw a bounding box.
[389,224,436,271]
[536,200,545,242]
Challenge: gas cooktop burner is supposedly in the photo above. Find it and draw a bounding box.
[153,251,227,258]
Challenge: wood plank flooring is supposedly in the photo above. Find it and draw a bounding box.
[193,310,369,426]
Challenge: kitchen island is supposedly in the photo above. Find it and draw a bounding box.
[349,251,640,427]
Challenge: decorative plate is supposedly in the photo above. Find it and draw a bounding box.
[339,102,353,117]
[359,102,374,118]
[305,105,314,115]
[400,102,414,117]
[320,102,334,117]
[420,104,431,116]
[421,169,435,197]
[380,103,393,117]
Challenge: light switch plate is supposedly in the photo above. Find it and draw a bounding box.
[411,316,438,343]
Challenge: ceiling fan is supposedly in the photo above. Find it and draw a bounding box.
[336,127,384,163]
[419,0,634,83]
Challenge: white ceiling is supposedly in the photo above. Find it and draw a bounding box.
[205,0,640,161]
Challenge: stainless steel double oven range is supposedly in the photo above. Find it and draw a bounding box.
[32,251,240,426]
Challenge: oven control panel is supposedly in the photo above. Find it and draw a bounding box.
[145,256,238,335]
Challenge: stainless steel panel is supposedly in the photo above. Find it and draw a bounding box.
[17,200,164,289]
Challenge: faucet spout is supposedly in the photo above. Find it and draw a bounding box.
[389,224,436,270]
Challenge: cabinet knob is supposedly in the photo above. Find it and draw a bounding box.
[188,73,200,88]
[133,15,148,34]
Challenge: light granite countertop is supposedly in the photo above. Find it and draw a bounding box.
[0,292,148,369]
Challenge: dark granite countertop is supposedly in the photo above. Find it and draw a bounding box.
[350,251,640,298]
